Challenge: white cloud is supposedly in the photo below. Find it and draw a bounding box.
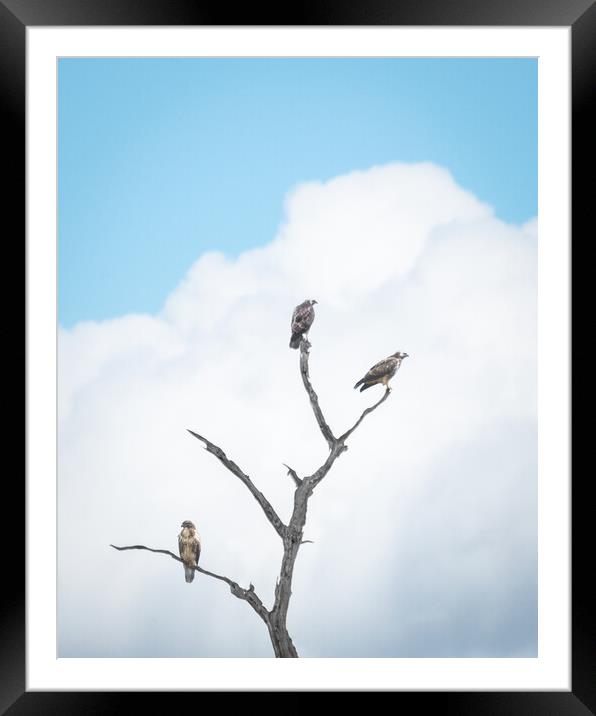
[58,161,537,657]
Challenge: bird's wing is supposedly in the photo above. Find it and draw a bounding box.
[362,357,396,383]
[291,301,308,323]
[193,537,201,565]
[291,303,313,332]
[178,533,184,560]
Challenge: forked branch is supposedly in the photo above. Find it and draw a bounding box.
[297,339,391,492]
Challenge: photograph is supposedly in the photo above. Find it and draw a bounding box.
[14,10,589,705]
[57,55,539,660]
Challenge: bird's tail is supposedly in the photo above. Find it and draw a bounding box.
[289,333,301,349]
[359,383,372,392]
[184,565,195,583]
[353,378,364,390]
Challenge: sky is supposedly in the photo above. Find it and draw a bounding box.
[58,58,537,328]
[57,58,537,659]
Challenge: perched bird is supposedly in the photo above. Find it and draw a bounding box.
[353,351,409,392]
[178,520,201,583]
[289,299,318,349]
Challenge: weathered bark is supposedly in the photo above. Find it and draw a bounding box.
[113,336,391,657]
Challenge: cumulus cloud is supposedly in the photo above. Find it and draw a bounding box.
[58,162,537,657]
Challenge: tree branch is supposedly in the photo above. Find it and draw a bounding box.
[298,339,336,449]
[282,463,302,487]
[302,390,391,491]
[187,429,286,539]
[304,442,347,490]
[113,332,397,658]
[110,544,270,623]
[339,387,391,442]
[296,347,392,492]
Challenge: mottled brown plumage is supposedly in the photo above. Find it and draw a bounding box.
[178,520,201,583]
[289,299,317,348]
[354,351,409,392]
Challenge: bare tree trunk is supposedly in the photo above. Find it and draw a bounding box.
[112,337,392,657]
[267,617,299,658]
[267,480,310,657]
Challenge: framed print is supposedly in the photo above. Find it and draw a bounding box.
[9,0,593,711]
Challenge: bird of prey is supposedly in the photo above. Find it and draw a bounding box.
[289,299,318,349]
[178,520,201,583]
[353,351,409,392]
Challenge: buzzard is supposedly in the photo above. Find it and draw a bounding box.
[178,520,201,583]
[289,299,317,349]
[354,351,409,392]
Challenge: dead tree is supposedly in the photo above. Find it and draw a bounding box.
[112,337,391,657]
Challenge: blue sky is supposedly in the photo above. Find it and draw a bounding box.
[58,58,536,328]
[58,62,538,657]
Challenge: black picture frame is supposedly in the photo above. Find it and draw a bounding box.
[9,0,592,711]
